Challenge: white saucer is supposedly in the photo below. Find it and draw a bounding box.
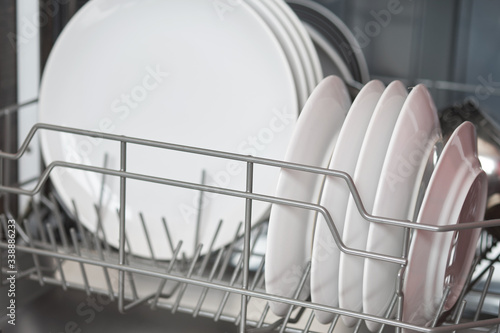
[265,76,350,316]
[310,80,384,324]
[403,122,487,327]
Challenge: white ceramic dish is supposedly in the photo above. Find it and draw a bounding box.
[363,84,442,332]
[247,0,309,108]
[39,0,298,259]
[303,23,354,84]
[265,76,350,317]
[338,81,407,327]
[259,0,316,94]
[310,80,384,324]
[286,0,369,83]
[403,122,487,328]
[273,0,323,84]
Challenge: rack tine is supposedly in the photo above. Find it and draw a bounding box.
[496,299,500,333]
[257,303,270,328]
[151,240,183,310]
[193,248,225,317]
[93,232,114,301]
[139,212,157,265]
[217,221,243,281]
[451,300,467,333]
[215,223,264,322]
[474,266,495,321]
[70,228,90,295]
[197,219,223,276]
[46,224,67,291]
[327,315,340,333]
[97,152,109,212]
[215,253,244,321]
[50,193,69,252]
[93,204,110,255]
[172,244,203,313]
[72,200,90,250]
[195,169,206,255]
[23,219,44,286]
[124,254,139,301]
[353,319,363,333]
[32,199,48,245]
[162,217,175,257]
[431,285,451,327]
[279,261,312,333]
[377,292,398,333]
[234,256,266,326]
[452,256,481,321]
[301,311,315,333]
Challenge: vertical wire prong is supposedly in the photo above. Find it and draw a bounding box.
[72,199,89,250]
[50,193,69,252]
[151,240,183,310]
[353,319,363,333]
[452,256,481,321]
[377,292,398,333]
[139,212,157,265]
[327,315,340,333]
[279,261,312,333]
[93,232,114,301]
[172,244,203,313]
[70,228,90,295]
[162,217,175,257]
[93,204,110,255]
[46,224,67,291]
[23,219,44,285]
[301,311,315,333]
[431,285,451,328]
[474,266,495,321]
[32,199,48,245]
[195,169,206,255]
[451,300,467,333]
[217,221,243,281]
[193,248,225,317]
[197,219,223,276]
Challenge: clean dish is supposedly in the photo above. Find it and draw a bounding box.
[310,80,384,324]
[39,0,298,259]
[272,0,323,84]
[403,122,487,327]
[247,0,309,107]
[303,23,354,84]
[363,84,442,332]
[265,76,350,317]
[338,81,407,327]
[286,0,369,83]
[259,0,317,94]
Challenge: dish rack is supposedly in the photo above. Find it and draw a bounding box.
[2,100,500,333]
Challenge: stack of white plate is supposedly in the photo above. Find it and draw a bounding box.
[266,76,487,331]
[38,0,368,260]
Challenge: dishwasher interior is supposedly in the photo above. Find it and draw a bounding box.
[1,1,500,332]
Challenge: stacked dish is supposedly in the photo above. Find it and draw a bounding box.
[38,0,367,260]
[266,76,487,330]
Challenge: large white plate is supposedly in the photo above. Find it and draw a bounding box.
[338,81,407,327]
[246,0,309,108]
[272,0,323,84]
[39,0,298,259]
[258,0,316,94]
[310,80,384,324]
[265,76,350,316]
[403,122,487,327]
[363,84,442,332]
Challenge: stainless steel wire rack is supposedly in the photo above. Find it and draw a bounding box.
[2,100,500,333]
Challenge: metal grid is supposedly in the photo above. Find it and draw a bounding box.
[1,101,500,332]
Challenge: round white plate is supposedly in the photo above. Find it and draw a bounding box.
[310,80,384,324]
[265,76,350,317]
[363,84,442,332]
[303,23,354,84]
[247,0,309,108]
[259,0,316,94]
[338,81,407,327]
[272,0,323,84]
[286,0,369,83]
[39,0,298,259]
[403,122,487,327]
